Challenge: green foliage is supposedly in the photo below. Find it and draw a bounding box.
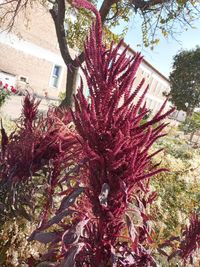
[65,0,129,50]
[0,89,10,108]
[58,90,65,103]
[178,112,200,143]
[0,218,46,266]
[157,136,194,159]
[169,47,200,113]
[151,132,200,245]
[188,112,200,133]
[66,0,200,50]
[66,1,97,50]
[134,0,200,48]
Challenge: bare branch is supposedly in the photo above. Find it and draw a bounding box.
[0,0,30,31]
[105,2,120,22]
[130,0,171,11]
[99,0,119,23]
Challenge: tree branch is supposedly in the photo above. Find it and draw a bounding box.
[50,0,73,66]
[0,0,29,31]
[130,0,170,11]
[50,0,118,67]
[99,0,119,23]
[105,1,120,22]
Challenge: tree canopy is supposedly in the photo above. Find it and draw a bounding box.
[1,0,200,47]
[169,47,200,116]
[1,0,200,106]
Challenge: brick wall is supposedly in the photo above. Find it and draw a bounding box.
[0,42,67,98]
[0,2,80,99]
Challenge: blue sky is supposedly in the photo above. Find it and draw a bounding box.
[112,17,200,79]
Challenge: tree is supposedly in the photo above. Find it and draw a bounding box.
[169,47,200,119]
[1,0,200,107]
[181,111,200,141]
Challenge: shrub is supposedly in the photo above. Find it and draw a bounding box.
[149,130,200,266]
[0,218,45,266]
[0,94,83,265]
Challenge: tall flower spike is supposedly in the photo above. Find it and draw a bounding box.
[30,0,174,266]
[72,0,174,264]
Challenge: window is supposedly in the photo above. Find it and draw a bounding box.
[149,77,153,87]
[19,76,28,83]
[152,80,158,93]
[50,65,62,88]
[0,71,16,86]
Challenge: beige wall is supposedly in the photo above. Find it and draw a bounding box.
[0,2,75,99]
[1,2,59,54]
[126,50,171,115]
[0,42,67,98]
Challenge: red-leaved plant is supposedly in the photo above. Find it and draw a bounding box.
[28,0,178,266]
[161,212,200,265]
[0,94,81,224]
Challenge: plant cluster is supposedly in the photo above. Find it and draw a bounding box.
[178,112,200,143]
[29,1,200,266]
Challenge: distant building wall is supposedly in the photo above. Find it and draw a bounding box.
[0,37,68,96]
[0,2,77,99]
[125,45,172,116]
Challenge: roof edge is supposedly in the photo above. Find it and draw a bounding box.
[122,41,170,83]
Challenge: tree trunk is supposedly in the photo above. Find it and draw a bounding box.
[190,131,195,143]
[184,107,194,134]
[60,66,79,108]
[50,0,119,108]
[186,108,193,120]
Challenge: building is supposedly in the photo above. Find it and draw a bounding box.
[0,2,73,99]
[121,44,172,116]
[0,2,173,119]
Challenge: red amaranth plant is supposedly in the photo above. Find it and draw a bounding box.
[0,94,81,223]
[179,212,200,264]
[165,212,200,265]
[29,1,176,266]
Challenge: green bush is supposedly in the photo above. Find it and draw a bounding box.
[152,130,200,244]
